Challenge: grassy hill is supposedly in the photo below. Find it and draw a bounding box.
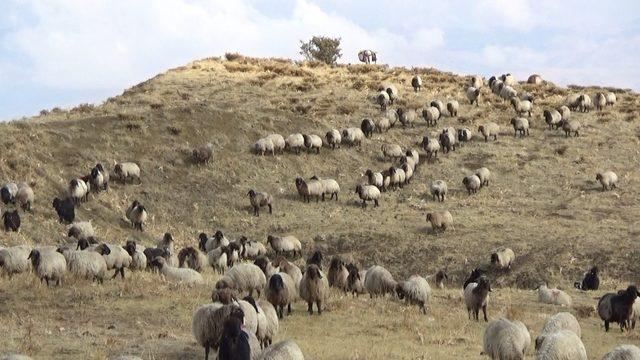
[0,55,639,359]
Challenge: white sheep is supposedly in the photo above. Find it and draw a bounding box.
[254,138,275,156]
[470,75,484,89]
[192,303,239,360]
[395,275,431,314]
[421,135,440,161]
[605,92,617,106]
[464,277,492,322]
[602,345,640,360]
[430,180,447,202]
[364,265,396,298]
[285,133,305,154]
[422,107,440,126]
[463,174,481,195]
[377,91,390,110]
[594,92,607,110]
[267,235,302,257]
[113,162,141,184]
[207,247,228,274]
[68,178,89,204]
[544,109,562,129]
[397,108,418,128]
[500,85,517,101]
[256,299,279,348]
[0,182,18,204]
[490,248,515,269]
[265,134,286,154]
[447,100,459,117]
[217,263,267,297]
[258,340,304,360]
[482,318,531,360]
[381,144,404,160]
[511,98,532,117]
[355,184,380,208]
[28,249,66,286]
[466,87,481,106]
[561,119,582,137]
[15,183,34,212]
[125,200,148,231]
[310,176,340,201]
[537,284,572,306]
[426,210,454,233]
[535,330,587,360]
[500,73,516,86]
[510,117,530,137]
[325,129,341,149]
[596,171,618,191]
[88,243,132,279]
[341,127,364,146]
[58,246,109,283]
[0,245,31,277]
[303,134,322,154]
[458,128,473,144]
[558,105,571,122]
[365,170,384,190]
[478,123,500,142]
[411,75,422,92]
[67,221,94,240]
[535,312,581,351]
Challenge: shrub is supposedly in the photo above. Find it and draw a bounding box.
[300,36,342,65]
[225,52,244,61]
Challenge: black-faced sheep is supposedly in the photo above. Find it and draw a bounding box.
[52,197,75,224]
[598,285,640,332]
[464,276,492,322]
[247,189,273,216]
[266,272,297,319]
[426,211,453,233]
[114,162,141,184]
[125,200,147,231]
[596,171,618,191]
[360,119,375,138]
[2,210,20,232]
[482,318,531,360]
[299,264,327,315]
[193,143,214,164]
[396,275,431,314]
[218,316,251,360]
[411,75,422,92]
[355,184,380,208]
[28,249,66,286]
[574,266,599,291]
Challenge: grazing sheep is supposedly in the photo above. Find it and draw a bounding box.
[466,87,481,106]
[285,133,304,154]
[15,183,34,212]
[483,318,531,360]
[406,149,419,168]
[463,174,481,195]
[113,162,141,184]
[470,75,484,88]
[422,107,440,126]
[256,299,279,348]
[535,312,581,351]
[28,249,66,286]
[218,316,251,360]
[478,122,500,142]
[178,246,208,273]
[358,49,376,64]
[123,241,147,271]
[500,73,516,86]
[274,257,303,288]
[602,345,640,360]
[397,108,417,128]
[193,142,214,164]
[192,303,243,360]
[375,117,391,133]
[510,117,530,137]
[86,243,132,279]
[577,94,592,112]
[303,134,322,154]
[500,85,517,101]
[536,330,587,360]
[439,128,457,154]
[429,180,448,202]
[92,163,110,191]
[598,285,640,332]
[364,265,396,298]
[309,176,340,201]
[306,251,323,268]
[52,197,75,224]
[325,129,341,149]
[265,134,286,154]
[346,263,366,296]
[522,92,535,103]
[489,78,502,94]
[377,91,390,110]
[464,276,492,322]
[125,200,147,231]
[355,184,380,208]
[475,167,491,187]
[365,169,384,190]
[544,109,562,129]
[143,246,170,272]
[558,105,571,122]
[434,269,448,289]
[0,245,32,277]
[561,119,581,137]
[426,210,453,233]
[458,128,473,144]
[2,210,20,232]
[401,162,414,184]
[575,266,599,291]
[216,263,267,298]
[208,247,229,274]
[266,235,302,257]
[537,284,572,306]
[258,340,304,360]
[295,177,323,203]
[381,144,403,160]
[447,100,459,117]
[360,118,375,138]
[67,221,94,240]
[411,75,422,92]
[238,237,267,260]
[341,127,365,146]
[254,138,275,156]
[299,264,327,315]
[605,92,617,107]
[328,256,349,291]
[57,245,109,283]
[490,248,515,269]
[266,272,297,318]
[382,84,398,104]
[248,189,273,216]
[396,275,431,314]
[421,135,440,161]
[594,92,607,111]
[0,182,18,204]
[387,167,405,190]
[68,178,89,204]
[596,171,618,191]
[527,74,543,84]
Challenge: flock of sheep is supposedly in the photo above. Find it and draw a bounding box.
[0,60,636,360]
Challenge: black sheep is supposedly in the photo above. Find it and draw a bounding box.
[463,267,484,289]
[598,285,640,332]
[575,266,599,291]
[2,210,20,232]
[0,185,15,204]
[217,316,251,360]
[306,250,323,268]
[360,118,375,138]
[52,197,75,223]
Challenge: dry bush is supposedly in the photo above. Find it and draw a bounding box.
[348,65,377,74]
[300,36,342,65]
[293,103,313,115]
[39,109,49,116]
[262,62,310,77]
[336,103,358,115]
[352,79,366,91]
[300,60,326,69]
[70,103,94,114]
[223,62,255,73]
[224,52,244,61]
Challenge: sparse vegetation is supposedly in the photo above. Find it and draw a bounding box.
[299,36,342,65]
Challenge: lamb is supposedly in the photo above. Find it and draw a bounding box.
[258,340,305,360]
[346,263,366,296]
[395,275,431,314]
[325,129,341,149]
[266,272,297,318]
[422,107,440,126]
[0,182,18,204]
[178,246,208,273]
[0,245,32,277]
[265,134,286,154]
[543,109,562,129]
[602,345,640,360]
[430,180,447,202]
[15,183,34,212]
[381,144,404,160]
[2,210,20,232]
[355,184,380,208]
[534,312,581,351]
[341,127,365,146]
[594,92,607,111]
[466,87,481,106]
[52,197,75,223]
[125,200,148,231]
[598,285,640,332]
[561,119,581,137]
[266,235,302,257]
[216,263,267,297]
[254,138,275,156]
[605,92,617,106]
[510,117,530,137]
[299,264,327,315]
[57,245,109,283]
[596,171,618,191]
[28,249,66,286]
[421,135,440,161]
[239,237,267,260]
[537,284,572,306]
[527,74,543,84]
[458,128,473,144]
[360,118,375,138]
[364,265,396,298]
[123,241,147,271]
[464,276,492,322]
[535,330,587,360]
[67,221,94,240]
[192,303,244,360]
[247,189,273,216]
[309,176,340,201]
[397,108,417,128]
[303,134,322,154]
[426,210,454,233]
[285,133,304,154]
[446,100,459,117]
[575,266,599,291]
[475,167,492,187]
[490,248,515,269]
[218,316,251,360]
[68,178,89,204]
[439,128,457,154]
[478,122,500,142]
[113,162,141,184]
[377,91,390,110]
[463,174,482,195]
[365,169,384,190]
[411,75,422,92]
[482,318,531,360]
[256,299,279,348]
[328,256,349,291]
[193,142,214,164]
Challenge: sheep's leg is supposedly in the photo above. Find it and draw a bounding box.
[204,345,210,360]
[374,199,379,207]
[482,305,488,322]
[120,268,125,279]
[268,204,272,214]
[316,300,322,315]
[307,301,313,315]
[112,270,120,279]
[287,303,292,315]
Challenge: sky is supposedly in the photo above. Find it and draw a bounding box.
[0,0,638,121]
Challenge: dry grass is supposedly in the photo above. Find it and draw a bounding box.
[1,55,639,359]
